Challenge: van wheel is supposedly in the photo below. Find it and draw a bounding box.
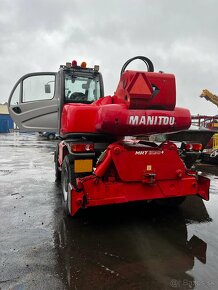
[47,133,55,140]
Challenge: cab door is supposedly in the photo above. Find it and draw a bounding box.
[8,72,59,132]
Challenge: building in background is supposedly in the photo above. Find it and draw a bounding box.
[0,104,14,133]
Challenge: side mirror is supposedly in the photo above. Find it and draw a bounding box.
[82,84,89,90]
[45,84,51,94]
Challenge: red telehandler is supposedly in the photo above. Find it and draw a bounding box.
[8,56,210,216]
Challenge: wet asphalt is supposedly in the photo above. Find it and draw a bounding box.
[0,132,218,290]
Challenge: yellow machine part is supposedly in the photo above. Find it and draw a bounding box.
[212,133,218,149]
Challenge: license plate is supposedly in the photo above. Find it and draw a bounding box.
[74,159,93,173]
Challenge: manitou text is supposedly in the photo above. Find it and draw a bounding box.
[128,115,175,126]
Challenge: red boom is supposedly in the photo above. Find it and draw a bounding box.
[61,71,191,137]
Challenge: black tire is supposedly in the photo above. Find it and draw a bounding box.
[47,133,55,140]
[154,196,186,207]
[54,145,61,182]
[61,155,76,215]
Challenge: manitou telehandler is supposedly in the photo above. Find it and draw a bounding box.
[8,56,210,216]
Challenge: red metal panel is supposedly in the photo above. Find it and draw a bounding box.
[70,174,207,216]
[69,141,210,216]
[109,142,186,182]
[197,175,210,201]
[61,103,191,136]
[61,104,98,135]
[114,71,176,110]
[96,106,191,135]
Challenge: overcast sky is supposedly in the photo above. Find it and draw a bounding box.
[1,0,218,116]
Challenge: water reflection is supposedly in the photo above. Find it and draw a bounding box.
[53,196,211,290]
[0,132,57,150]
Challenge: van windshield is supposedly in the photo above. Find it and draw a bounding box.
[64,73,101,103]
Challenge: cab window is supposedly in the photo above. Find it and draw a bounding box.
[65,74,101,103]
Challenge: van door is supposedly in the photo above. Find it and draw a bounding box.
[8,72,58,132]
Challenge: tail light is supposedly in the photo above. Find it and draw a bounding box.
[182,142,202,152]
[71,143,94,153]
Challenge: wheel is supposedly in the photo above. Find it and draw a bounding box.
[61,155,76,215]
[154,196,186,207]
[47,133,56,140]
[54,145,61,182]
